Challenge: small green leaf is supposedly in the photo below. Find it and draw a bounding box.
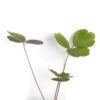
[73,29,95,47]
[50,70,72,82]
[55,33,69,48]
[49,69,60,77]
[59,72,70,78]
[7,36,22,42]
[52,77,70,82]
[67,47,89,57]
[7,31,26,42]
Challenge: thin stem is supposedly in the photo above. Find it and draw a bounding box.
[54,82,61,100]
[62,54,69,72]
[54,54,69,100]
[55,82,61,100]
[22,42,45,100]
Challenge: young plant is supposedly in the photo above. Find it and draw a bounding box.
[49,29,95,100]
[7,31,45,100]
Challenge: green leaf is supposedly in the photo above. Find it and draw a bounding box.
[73,29,95,47]
[7,31,26,42]
[7,36,22,42]
[50,70,72,82]
[67,47,89,57]
[54,33,69,48]
[52,77,70,82]
[59,72,70,78]
[49,69,60,77]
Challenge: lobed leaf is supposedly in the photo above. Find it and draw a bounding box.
[50,69,72,82]
[26,39,43,45]
[67,47,89,57]
[73,29,95,47]
[55,33,69,48]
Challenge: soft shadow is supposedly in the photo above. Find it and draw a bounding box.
[43,33,67,61]
[27,33,70,100]
[28,96,40,100]
[44,33,65,51]
[69,31,75,47]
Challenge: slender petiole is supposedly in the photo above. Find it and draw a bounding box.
[23,42,45,100]
[54,54,69,100]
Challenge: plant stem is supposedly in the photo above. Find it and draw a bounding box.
[22,42,45,100]
[54,54,69,100]
[54,82,61,100]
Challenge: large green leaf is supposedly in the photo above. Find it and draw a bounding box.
[73,29,95,47]
[7,31,26,42]
[55,33,69,48]
[67,47,89,57]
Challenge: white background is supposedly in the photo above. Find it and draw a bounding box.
[0,0,100,100]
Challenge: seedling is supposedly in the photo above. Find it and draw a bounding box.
[7,29,95,100]
[49,29,95,100]
[7,31,45,100]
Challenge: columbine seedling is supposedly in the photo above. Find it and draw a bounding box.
[7,31,45,100]
[7,29,95,100]
[49,29,95,100]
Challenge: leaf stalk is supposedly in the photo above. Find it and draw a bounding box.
[54,54,69,100]
[22,42,45,100]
